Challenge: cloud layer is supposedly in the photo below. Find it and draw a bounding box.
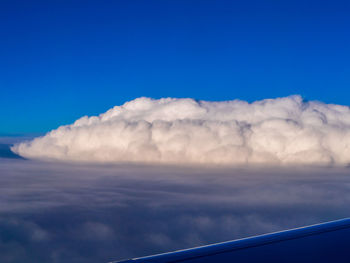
[12,96,350,165]
[1,157,350,262]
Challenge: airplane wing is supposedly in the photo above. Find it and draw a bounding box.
[114,217,350,263]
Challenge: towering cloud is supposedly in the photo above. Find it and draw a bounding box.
[11,96,350,165]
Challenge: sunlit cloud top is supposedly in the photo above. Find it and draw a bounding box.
[11,95,350,165]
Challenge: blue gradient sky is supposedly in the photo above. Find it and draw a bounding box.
[1,0,350,133]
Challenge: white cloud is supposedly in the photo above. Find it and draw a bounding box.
[11,95,350,165]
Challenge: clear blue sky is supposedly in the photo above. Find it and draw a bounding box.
[1,0,350,134]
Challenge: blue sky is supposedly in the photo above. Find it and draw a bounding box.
[1,0,350,133]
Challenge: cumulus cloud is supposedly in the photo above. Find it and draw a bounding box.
[11,95,350,165]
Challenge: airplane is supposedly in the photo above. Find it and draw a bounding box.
[113,217,350,263]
